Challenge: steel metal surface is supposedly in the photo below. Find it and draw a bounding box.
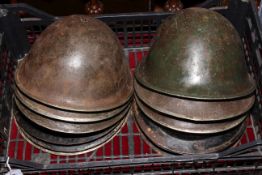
[135,96,247,134]
[15,97,130,134]
[15,112,128,155]
[15,15,133,112]
[134,80,254,121]
[15,87,130,123]
[13,105,117,146]
[133,104,245,154]
[135,8,255,100]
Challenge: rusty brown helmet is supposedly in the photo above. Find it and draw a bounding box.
[15,15,133,111]
[135,8,255,100]
[14,97,129,134]
[135,95,247,134]
[134,80,255,122]
[14,86,129,123]
[13,104,116,146]
[14,104,128,155]
[133,103,246,154]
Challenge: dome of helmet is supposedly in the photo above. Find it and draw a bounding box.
[135,8,255,100]
[15,15,133,111]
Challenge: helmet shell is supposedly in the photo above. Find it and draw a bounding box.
[136,8,255,100]
[15,15,133,111]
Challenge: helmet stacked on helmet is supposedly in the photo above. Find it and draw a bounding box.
[13,15,133,155]
[134,8,255,154]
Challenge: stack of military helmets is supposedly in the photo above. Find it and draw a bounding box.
[134,8,256,154]
[13,15,133,155]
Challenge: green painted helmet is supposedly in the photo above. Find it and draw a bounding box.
[135,8,255,100]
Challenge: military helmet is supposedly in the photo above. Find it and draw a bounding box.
[15,15,133,111]
[135,7,255,100]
